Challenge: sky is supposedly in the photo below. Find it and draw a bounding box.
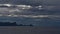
[0,0,59,16]
[0,0,59,10]
[0,0,59,25]
[0,0,59,5]
[0,0,59,18]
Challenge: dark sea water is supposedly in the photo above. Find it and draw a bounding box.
[0,26,60,34]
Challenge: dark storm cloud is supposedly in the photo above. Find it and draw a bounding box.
[43,0,60,6]
[0,0,60,6]
[0,0,42,5]
[0,0,60,15]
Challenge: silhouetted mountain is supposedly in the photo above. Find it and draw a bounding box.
[0,22,33,26]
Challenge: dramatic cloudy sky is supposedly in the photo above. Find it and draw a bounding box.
[0,0,59,15]
[0,0,60,10]
[0,0,59,25]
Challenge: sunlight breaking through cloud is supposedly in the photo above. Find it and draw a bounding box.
[0,4,60,19]
[0,4,13,7]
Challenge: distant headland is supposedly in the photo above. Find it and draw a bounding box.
[0,22,33,26]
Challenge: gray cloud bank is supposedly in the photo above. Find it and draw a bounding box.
[0,0,60,11]
[0,0,60,25]
[0,0,59,17]
[0,0,60,6]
